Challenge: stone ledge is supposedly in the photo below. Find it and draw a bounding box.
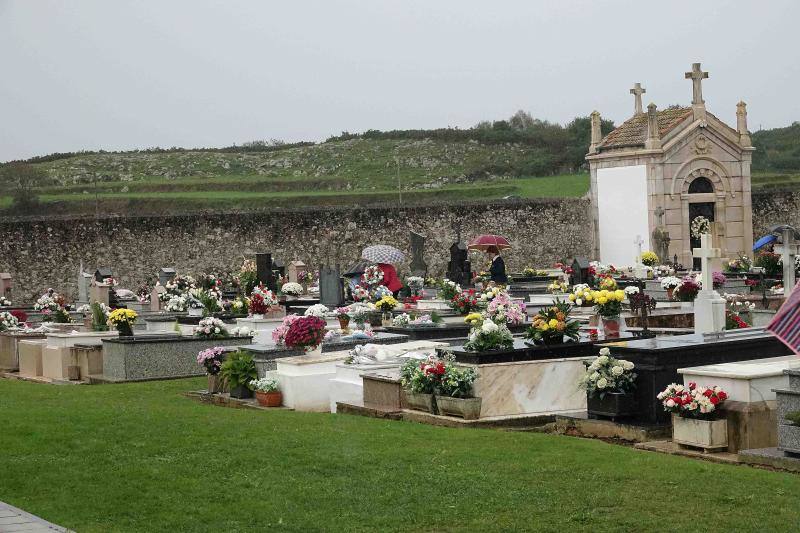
[739,447,800,473]
[635,440,741,464]
[554,415,671,443]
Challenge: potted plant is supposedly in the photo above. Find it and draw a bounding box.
[248,288,271,319]
[724,254,752,274]
[335,306,351,330]
[438,279,461,302]
[526,300,580,345]
[281,282,303,300]
[220,350,257,399]
[250,377,282,407]
[589,288,625,337]
[197,346,226,394]
[283,315,326,356]
[484,291,526,325]
[193,317,229,339]
[347,303,371,330]
[186,295,204,317]
[659,276,680,300]
[34,290,72,323]
[463,317,514,352]
[436,361,481,420]
[674,276,701,303]
[375,295,398,326]
[754,250,782,277]
[658,382,729,450]
[712,271,726,290]
[297,270,314,294]
[107,308,137,337]
[567,283,595,308]
[450,289,480,315]
[0,311,20,332]
[580,347,637,419]
[90,302,110,331]
[640,251,659,267]
[400,356,443,413]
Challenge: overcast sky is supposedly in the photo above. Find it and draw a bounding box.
[1,0,799,162]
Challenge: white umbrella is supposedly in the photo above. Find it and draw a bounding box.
[361,245,405,264]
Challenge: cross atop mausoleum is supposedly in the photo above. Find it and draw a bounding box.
[685,62,709,105]
[630,82,646,115]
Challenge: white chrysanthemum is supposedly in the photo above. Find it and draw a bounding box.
[597,377,608,389]
[599,347,610,356]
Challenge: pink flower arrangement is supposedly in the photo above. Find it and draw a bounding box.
[712,271,726,289]
[284,315,327,349]
[485,291,526,325]
[196,347,225,375]
[272,314,300,345]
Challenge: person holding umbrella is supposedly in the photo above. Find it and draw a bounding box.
[468,235,511,286]
[362,245,405,297]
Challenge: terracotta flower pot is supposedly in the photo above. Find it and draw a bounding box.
[338,315,350,330]
[256,390,282,407]
[666,288,675,300]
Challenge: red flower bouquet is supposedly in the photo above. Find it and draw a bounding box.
[450,290,479,315]
[283,315,327,350]
[249,293,269,315]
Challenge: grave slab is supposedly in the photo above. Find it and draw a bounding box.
[0,331,47,371]
[18,339,45,377]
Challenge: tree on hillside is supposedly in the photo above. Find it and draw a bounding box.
[0,163,43,211]
[509,110,536,130]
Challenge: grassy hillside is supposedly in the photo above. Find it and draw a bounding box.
[0,138,592,217]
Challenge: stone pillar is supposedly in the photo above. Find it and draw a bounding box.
[644,103,662,150]
[589,111,602,154]
[737,101,752,147]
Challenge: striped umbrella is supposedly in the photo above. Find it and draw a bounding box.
[361,245,405,265]
[767,280,800,354]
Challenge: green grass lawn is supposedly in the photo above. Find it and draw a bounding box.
[1,378,799,532]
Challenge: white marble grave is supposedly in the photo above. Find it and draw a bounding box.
[679,356,800,404]
[693,234,726,333]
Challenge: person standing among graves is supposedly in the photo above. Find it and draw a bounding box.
[487,246,508,285]
[378,262,403,297]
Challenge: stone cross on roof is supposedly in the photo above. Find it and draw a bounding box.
[692,233,722,291]
[685,62,709,105]
[630,83,646,115]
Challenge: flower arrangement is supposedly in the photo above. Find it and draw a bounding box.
[136,283,151,304]
[107,308,137,336]
[237,259,258,295]
[34,290,71,323]
[0,311,20,331]
[478,286,503,306]
[196,346,226,375]
[473,271,490,285]
[523,267,548,277]
[674,276,701,302]
[350,284,370,302]
[165,275,197,295]
[347,302,372,323]
[658,382,728,419]
[640,251,659,267]
[0,296,11,307]
[252,285,279,306]
[272,314,300,345]
[439,279,462,301]
[463,312,483,328]
[463,319,514,352]
[361,265,384,287]
[450,289,480,315]
[567,284,593,307]
[283,315,327,350]
[485,291,526,325]
[297,270,315,285]
[281,282,303,297]
[304,304,329,318]
[10,310,27,324]
[660,276,681,290]
[439,364,478,399]
[590,261,617,276]
[194,317,229,339]
[229,326,253,337]
[392,313,411,327]
[591,289,626,318]
[526,300,580,344]
[725,296,754,330]
[89,302,110,331]
[690,215,711,239]
[755,250,782,277]
[164,295,187,312]
[375,295,398,313]
[372,285,393,301]
[248,293,269,316]
[597,275,618,291]
[400,356,445,394]
[547,280,569,293]
[712,271,726,289]
[580,348,636,398]
[654,265,675,278]
[725,254,751,273]
[406,276,424,295]
[249,377,280,393]
[623,286,640,298]
[190,288,222,314]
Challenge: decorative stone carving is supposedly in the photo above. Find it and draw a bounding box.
[694,135,710,155]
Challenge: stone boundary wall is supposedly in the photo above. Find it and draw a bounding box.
[0,199,593,303]
[0,191,796,304]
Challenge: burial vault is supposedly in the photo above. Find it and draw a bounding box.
[586,62,755,268]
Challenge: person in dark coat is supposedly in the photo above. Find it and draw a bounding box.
[487,246,508,285]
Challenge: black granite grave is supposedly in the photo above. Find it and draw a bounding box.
[609,329,792,425]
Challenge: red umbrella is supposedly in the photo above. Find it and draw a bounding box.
[467,234,512,252]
